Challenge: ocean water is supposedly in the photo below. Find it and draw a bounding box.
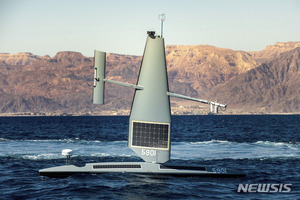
[0,115,299,199]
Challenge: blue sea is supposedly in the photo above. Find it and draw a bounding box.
[0,115,299,199]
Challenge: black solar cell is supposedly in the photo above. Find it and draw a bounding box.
[132,121,169,149]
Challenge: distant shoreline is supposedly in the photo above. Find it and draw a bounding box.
[0,112,299,117]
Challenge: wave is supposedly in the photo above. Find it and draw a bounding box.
[0,139,299,161]
[172,140,300,160]
[187,140,299,148]
[0,138,127,143]
[190,140,232,145]
[2,138,297,146]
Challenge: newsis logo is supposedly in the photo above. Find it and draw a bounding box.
[237,184,292,193]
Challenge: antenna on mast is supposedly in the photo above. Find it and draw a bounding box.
[158,13,165,37]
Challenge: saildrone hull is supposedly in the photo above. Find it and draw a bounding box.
[39,162,246,178]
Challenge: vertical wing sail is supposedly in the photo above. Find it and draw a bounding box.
[93,50,106,104]
[129,34,171,163]
[92,33,171,164]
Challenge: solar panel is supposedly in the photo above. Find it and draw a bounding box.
[131,121,169,149]
[93,164,141,169]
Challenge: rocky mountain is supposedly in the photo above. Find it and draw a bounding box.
[251,42,300,63]
[166,45,258,95]
[205,47,300,114]
[0,51,143,114]
[0,41,299,115]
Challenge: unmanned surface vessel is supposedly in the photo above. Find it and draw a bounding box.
[39,19,246,178]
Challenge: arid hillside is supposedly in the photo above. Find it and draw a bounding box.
[205,47,300,114]
[0,41,299,115]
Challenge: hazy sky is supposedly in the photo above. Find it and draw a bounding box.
[1,0,299,57]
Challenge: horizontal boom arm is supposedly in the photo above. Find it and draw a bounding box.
[167,92,226,108]
[103,78,143,90]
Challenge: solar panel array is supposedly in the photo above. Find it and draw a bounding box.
[132,121,169,149]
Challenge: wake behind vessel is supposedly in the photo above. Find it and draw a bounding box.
[39,20,246,178]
